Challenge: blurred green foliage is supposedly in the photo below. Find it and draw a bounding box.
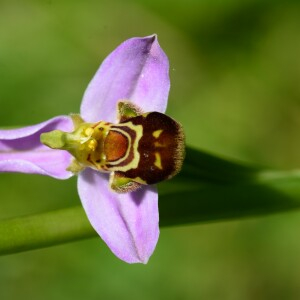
[0,0,300,299]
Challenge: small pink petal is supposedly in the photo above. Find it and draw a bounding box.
[80,35,170,123]
[77,169,159,264]
[0,116,74,179]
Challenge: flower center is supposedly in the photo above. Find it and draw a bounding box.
[40,117,112,173]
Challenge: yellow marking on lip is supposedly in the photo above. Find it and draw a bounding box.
[152,129,163,139]
[132,176,147,185]
[154,152,163,170]
[105,122,143,172]
[154,141,166,148]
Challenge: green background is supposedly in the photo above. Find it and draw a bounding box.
[1,0,300,299]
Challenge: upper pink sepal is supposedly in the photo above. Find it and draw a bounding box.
[80,35,170,123]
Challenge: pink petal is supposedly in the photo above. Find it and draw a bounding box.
[77,169,159,264]
[80,35,170,123]
[0,116,74,179]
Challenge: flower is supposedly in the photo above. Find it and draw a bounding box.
[0,35,170,263]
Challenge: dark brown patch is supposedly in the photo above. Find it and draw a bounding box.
[87,154,91,162]
[120,112,185,184]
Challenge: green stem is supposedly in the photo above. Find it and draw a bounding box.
[1,147,300,256]
[0,207,95,255]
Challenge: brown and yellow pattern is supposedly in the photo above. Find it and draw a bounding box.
[41,101,185,193]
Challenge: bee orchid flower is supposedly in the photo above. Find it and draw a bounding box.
[0,35,180,264]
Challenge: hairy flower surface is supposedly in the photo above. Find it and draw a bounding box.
[0,35,170,263]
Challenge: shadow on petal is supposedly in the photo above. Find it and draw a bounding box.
[130,185,156,207]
